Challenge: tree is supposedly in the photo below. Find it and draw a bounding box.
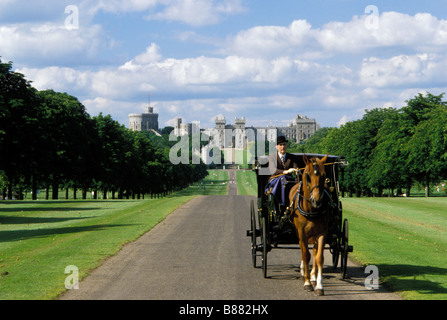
[0,59,47,199]
[37,90,93,199]
[403,92,446,196]
[345,108,397,196]
[368,110,411,196]
[406,103,447,196]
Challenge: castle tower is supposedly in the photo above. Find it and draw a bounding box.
[214,116,226,148]
[173,117,182,136]
[129,97,159,132]
[234,116,246,149]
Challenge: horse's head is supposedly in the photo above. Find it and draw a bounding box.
[303,154,328,210]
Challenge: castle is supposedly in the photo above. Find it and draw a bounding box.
[128,102,319,145]
[173,114,319,147]
[128,106,159,132]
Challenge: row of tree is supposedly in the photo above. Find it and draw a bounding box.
[289,92,447,197]
[0,59,208,200]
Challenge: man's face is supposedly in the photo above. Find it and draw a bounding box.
[276,142,287,155]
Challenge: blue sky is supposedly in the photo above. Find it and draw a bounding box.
[1,0,447,129]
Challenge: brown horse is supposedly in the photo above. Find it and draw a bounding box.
[288,154,329,296]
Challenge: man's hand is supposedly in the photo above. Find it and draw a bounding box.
[283,168,297,175]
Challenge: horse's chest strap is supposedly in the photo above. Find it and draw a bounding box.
[289,183,328,218]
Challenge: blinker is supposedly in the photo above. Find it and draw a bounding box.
[306,173,311,183]
[313,162,318,176]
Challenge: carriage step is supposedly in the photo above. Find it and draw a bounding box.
[246,229,261,237]
[255,244,272,252]
[340,244,354,253]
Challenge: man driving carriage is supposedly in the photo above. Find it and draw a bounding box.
[265,136,299,219]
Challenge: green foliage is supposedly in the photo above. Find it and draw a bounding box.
[0,59,207,199]
[293,93,447,197]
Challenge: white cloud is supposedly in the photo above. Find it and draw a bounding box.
[85,0,246,26]
[82,97,146,125]
[0,0,246,35]
[0,23,107,66]
[120,53,301,90]
[121,43,163,68]
[7,8,447,128]
[316,12,447,53]
[145,0,246,26]
[224,12,447,59]
[18,66,91,93]
[337,115,349,127]
[225,20,314,58]
[359,53,447,87]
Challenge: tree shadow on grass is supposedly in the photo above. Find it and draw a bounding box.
[0,215,94,225]
[376,264,447,296]
[0,200,128,206]
[0,224,132,243]
[0,204,101,213]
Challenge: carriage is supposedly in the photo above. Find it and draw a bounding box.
[246,153,353,284]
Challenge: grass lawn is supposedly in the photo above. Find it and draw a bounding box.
[176,170,229,196]
[232,171,447,300]
[342,197,447,300]
[235,170,257,195]
[0,170,228,300]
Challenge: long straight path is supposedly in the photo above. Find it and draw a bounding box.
[60,171,400,300]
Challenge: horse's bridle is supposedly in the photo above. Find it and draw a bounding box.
[290,162,330,218]
[303,161,326,203]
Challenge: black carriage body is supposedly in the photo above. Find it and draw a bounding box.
[258,153,343,243]
[255,153,342,199]
[248,153,352,278]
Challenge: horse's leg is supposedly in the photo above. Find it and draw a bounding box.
[300,260,304,277]
[300,238,313,292]
[315,235,325,296]
[310,244,317,286]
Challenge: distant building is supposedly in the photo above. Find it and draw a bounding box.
[205,116,247,149]
[211,114,319,149]
[291,114,320,141]
[129,106,159,132]
[173,117,201,136]
[171,113,320,165]
[173,114,318,144]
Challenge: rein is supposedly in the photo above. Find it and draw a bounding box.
[269,162,337,180]
[289,182,331,218]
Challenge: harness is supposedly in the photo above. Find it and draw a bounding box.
[269,162,337,180]
[289,181,333,218]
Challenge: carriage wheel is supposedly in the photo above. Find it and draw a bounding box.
[341,219,349,279]
[331,214,342,269]
[331,239,340,270]
[261,214,268,278]
[250,200,258,268]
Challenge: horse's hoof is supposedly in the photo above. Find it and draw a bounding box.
[311,280,316,287]
[315,289,325,296]
[304,284,314,292]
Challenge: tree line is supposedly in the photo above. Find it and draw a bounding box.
[0,59,208,200]
[289,92,447,197]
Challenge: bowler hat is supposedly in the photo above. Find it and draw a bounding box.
[276,136,288,145]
